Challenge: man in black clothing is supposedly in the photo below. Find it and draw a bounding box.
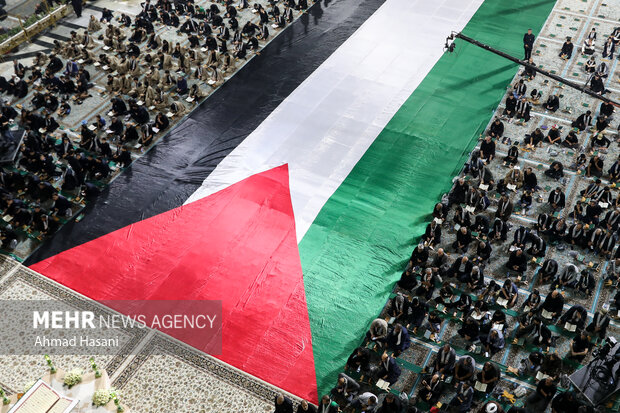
[587,156,604,179]
[111,97,127,116]
[523,29,535,60]
[551,391,581,413]
[345,346,370,375]
[496,194,513,221]
[274,394,293,413]
[108,116,124,136]
[448,177,468,206]
[586,308,610,342]
[600,101,614,117]
[409,243,429,267]
[505,249,527,274]
[47,54,63,74]
[541,290,564,322]
[71,0,82,17]
[489,118,504,139]
[458,317,479,342]
[378,393,401,413]
[476,362,500,395]
[504,94,517,117]
[448,255,473,280]
[595,115,610,133]
[331,373,360,401]
[480,135,496,162]
[526,378,557,411]
[407,297,428,332]
[452,226,471,253]
[559,37,573,59]
[572,110,592,131]
[515,96,531,121]
[296,400,316,413]
[568,330,592,362]
[543,94,560,112]
[548,187,565,210]
[433,344,456,376]
[51,193,72,217]
[512,225,530,249]
[113,146,132,168]
[130,103,150,125]
[45,113,59,133]
[590,74,606,95]
[13,207,32,228]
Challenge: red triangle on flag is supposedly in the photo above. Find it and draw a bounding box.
[30,164,318,402]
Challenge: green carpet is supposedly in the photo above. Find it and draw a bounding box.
[298,0,557,397]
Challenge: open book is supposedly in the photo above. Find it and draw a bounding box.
[564,322,577,332]
[471,311,485,321]
[9,380,77,413]
[474,381,487,392]
[375,379,390,390]
[541,309,553,319]
[492,323,505,332]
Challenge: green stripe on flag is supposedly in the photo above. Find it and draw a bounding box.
[299,0,557,397]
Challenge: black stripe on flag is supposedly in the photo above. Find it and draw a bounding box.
[26,0,386,265]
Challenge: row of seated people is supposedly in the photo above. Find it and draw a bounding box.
[65,0,308,95]
[344,305,601,413]
[337,348,501,413]
[354,148,613,409]
[354,248,609,412]
[332,367,588,413]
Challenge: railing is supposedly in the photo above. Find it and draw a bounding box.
[0,1,73,55]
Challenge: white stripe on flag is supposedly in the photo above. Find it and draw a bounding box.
[185,0,484,242]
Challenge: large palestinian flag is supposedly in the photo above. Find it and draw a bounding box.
[27,0,556,402]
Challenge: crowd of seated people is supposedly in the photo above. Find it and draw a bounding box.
[303,24,620,413]
[0,0,309,253]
